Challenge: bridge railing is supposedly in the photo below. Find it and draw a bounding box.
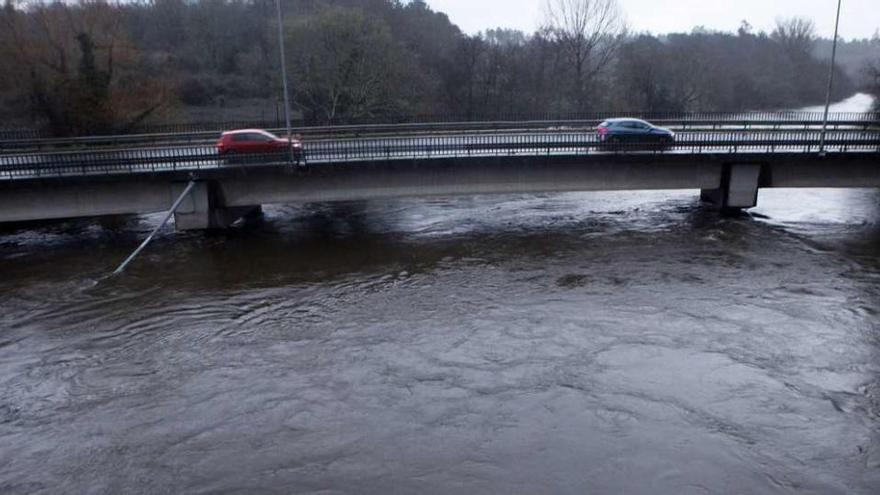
[2,112,879,152]
[1,129,878,181]
[5,120,878,153]
[3,110,879,138]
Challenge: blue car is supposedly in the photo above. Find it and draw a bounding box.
[597,118,675,148]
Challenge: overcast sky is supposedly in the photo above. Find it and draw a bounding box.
[426,0,880,39]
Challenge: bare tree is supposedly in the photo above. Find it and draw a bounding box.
[864,60,880,111]
[0,0,172,135]
[772,17,816,60]
[445,36,485,117]
[542,0,626,110]
[287,6,415,123]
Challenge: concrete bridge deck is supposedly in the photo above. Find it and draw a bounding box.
[0,124,878,229]
[1,151,878,230]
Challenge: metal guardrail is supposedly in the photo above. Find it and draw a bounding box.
[0,121,880,155]
[3,118,879,155]
[2,112,879,150]
[2,130,878,181]
[3,110,879,139]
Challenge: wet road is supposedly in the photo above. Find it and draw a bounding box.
[1,188,880,494]
[3,128,878,181]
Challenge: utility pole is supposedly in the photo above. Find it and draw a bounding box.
[819,0,842,155]
[275,0,294,164]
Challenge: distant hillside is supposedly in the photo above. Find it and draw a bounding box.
[0,0,862,135]
[814,37,880,80]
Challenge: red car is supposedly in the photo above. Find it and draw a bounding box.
[217,129,303,164]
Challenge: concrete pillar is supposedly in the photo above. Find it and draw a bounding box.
[726,163,761,208]
[700,163,762,210]
[172,181,261,231]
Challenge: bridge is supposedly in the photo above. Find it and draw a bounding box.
[1,113,878,230]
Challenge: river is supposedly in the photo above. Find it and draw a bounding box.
[1,96,879,494]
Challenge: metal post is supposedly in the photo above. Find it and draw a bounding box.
[112,180,197,276]
[275,0,294,164]
[819,0,843,155]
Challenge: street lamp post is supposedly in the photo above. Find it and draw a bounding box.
[819,0,843,155]
[275,0,294,164]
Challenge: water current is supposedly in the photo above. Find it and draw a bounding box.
[0,95,878,494]
[2,188,880,494]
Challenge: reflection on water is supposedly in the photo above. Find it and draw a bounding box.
[1,189,880,494]
[798,92,875,114]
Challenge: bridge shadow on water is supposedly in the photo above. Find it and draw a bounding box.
[6,190,880,293]
[2,190,880,293]
[122,196,740,288]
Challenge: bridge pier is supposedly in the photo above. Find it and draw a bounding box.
[172,181,261,231]
[700,163,762,210]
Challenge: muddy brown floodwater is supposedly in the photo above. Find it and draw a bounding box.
[1,188,880,494]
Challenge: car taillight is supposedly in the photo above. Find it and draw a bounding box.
[597,127,608,135]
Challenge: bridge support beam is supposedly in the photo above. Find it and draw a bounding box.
[172,181,261,231]
[700,163,762,210]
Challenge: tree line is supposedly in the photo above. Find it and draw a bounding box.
[0,0,874,136]
[866,59,880,111]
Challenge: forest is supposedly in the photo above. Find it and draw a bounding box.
[0,0,877,136]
